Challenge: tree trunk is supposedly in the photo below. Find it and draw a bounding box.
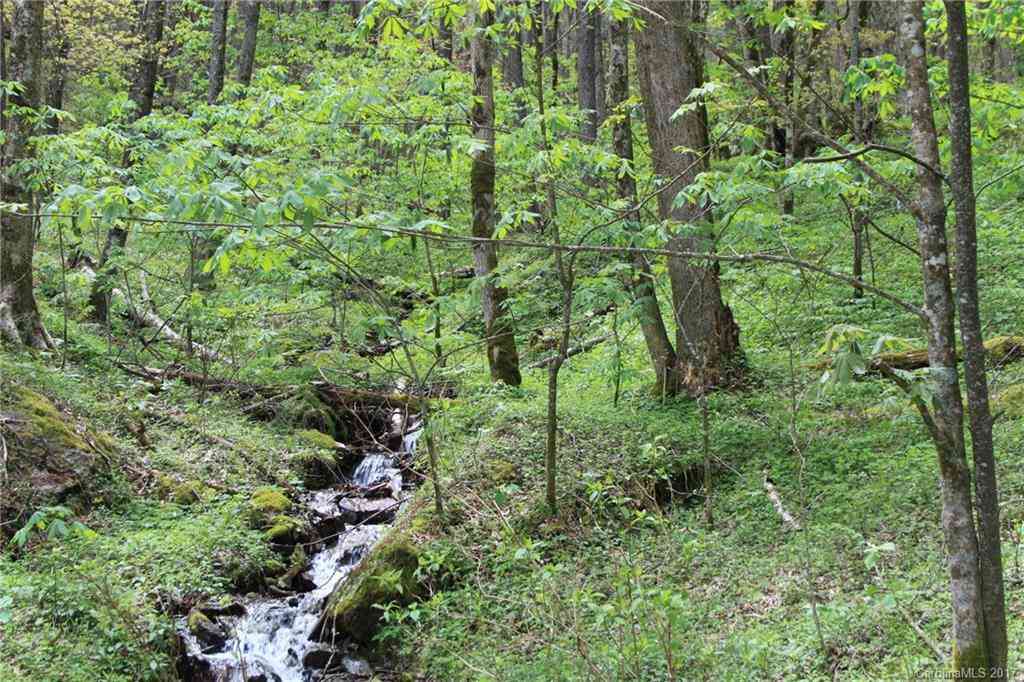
[207,0,229,104]
[576,3,598,141]
[501,4,527,123]
[544,1,558,92]
[89,0,166,323]
[470,4,521,387]
[634,1,742,394]
[945,1,1007,673]
[594,11,606,127]
[236,0,260,87]
[45,12,69,135]
[608,17,677,395]
[901,3,989,674]
[0,0,51,348]
[848,0,866,299]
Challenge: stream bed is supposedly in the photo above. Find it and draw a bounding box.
[179,426,420,681]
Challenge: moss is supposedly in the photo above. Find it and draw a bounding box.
[319,531,421,644]
[249,486,291,515]
[264,514,304,542]
[187,608,213,634]
[951,639,988,677]
[292,448,339,488]
[993,383,1024,418]
[983,335,1024,357]
[489,458,518,484]
[13,387,90,452]
[297,429,337,450]
[156,475,212,505]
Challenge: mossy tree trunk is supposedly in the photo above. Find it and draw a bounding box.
[0,0,52,349]
[470,3,521,387]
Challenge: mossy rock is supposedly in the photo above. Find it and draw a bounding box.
[993,383,1024,419]
[0,383,115,537]
[292,448,340,489]
[248,485,292,512]
[155,474,214,506]
[265,514,306,542]
[297,429,338,450]
[315,531,422,644]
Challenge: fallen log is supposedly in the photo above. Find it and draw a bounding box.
[527,334,613,369]
[80,266,226,365]
[811,335,1024,373]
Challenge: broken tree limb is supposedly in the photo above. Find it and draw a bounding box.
[763,472,801,531]
[80,265,226,365]
[811,335,1024,373]
[528,334,612,369]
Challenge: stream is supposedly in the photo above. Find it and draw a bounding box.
[179,424,421,681]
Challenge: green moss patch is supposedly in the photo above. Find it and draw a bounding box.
[317,530,421,644]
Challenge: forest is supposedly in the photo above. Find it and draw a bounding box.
[2,0,1024,680]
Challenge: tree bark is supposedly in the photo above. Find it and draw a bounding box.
[501,4,527,123]
[207,0,229,104]
[634,1,742,394]
[608,17,677,395]
[0,0,51,348]
[89,0,166,323]
[544,1,558,92]
[576,3,598,141]
[236,0,261,87]
[45,7,69,135]
[594,11,606,127]
[470,5,522,387]
[901,3,989,674]
[945,1,1007,673]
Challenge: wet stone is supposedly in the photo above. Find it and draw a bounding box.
[337,497,399,525]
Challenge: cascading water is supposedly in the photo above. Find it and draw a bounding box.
[180,423,421,682]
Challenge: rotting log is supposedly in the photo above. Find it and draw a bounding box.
[811,335,1024,373]
[80,266,226,364]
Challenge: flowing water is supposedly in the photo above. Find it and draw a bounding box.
[180,427,419,681]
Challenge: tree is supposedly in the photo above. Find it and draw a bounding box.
[208,0,229,104]
[945,0,1007,672]
[88,0,166,323]
[900,3,990,673]
[576,2,598,141]
[236,0,261,87]
[0,0,52,348]
[634,1,742,395]
[500,2,527,123]
[470,2,521,387]
[607,16,675,395]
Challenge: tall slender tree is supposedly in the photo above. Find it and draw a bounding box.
[0,0,51,348]
[634,0,742,394]
[89,0,166,323]
[576,2,598,141]
[208,0,229,104]
[236,0,261,87]
[945,1,1007,672]
[470,2,522,386]
[900,3,989,673]
[607,17,676,395]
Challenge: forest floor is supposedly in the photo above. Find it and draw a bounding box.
[3,192,1024,681]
